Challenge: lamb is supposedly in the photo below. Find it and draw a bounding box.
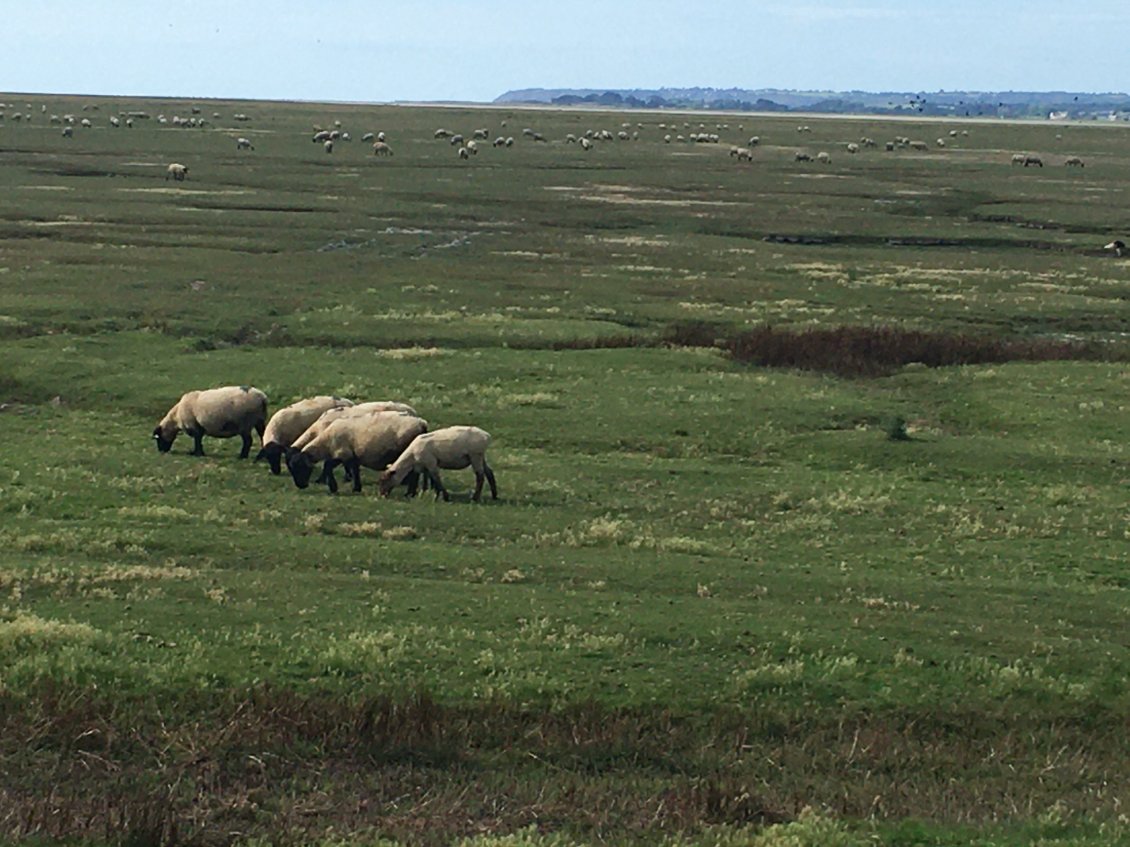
[372,141,393,156]
[236,137,254,150]
[378,426,497,502]
[287,411,428,494]
[153,385,268,458]
[166,163,189,181]
[254,395,354,475]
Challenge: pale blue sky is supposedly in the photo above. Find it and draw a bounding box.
[4,1,1127,102]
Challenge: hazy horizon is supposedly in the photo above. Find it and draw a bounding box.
[4,1,1129,104]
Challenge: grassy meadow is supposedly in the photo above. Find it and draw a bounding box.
[1,94,1128,846]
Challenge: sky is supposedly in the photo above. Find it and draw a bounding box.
[4,1,1128,103]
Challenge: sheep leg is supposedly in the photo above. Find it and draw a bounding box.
[189,431,205,456]
[321,459,340,494]
[484,465,498,500]
[472,471,485,502]
[239,432,253,459]
[403,470,420,497]
[426,469,448,502]
[350,459,363,493]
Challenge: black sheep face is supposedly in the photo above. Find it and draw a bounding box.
[153,426,175,453]
[287,452,315,489]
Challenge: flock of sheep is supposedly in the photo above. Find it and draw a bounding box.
[152,386,498,502]
[7,98,1092,176]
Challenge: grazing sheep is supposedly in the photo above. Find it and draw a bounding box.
[846,142,859,154]
[361,132,375,142]
[1023,155,1043,167]
[61,126,73,138]
[450,134,464,146]
[125,118,133,128]
[504,136,514,147]
[909,140,929,151]
[473,128,489,139]
[733,147,754,162]
[748,136,760,147]
[434,128,452,139]
[255,395,354,474]
[580,137,593,151]
[566,133,577,143]
[493,136,506,147]
[323,139,334,153]
[816,151,831,164]
[465,140,478,154]
[153,385,268,458]
[109,116,120,127]
[1103,240,1124,257]
[287,411,428,494]
[884,141,895,152]
[372,141,393,156]
[458,146,470,159]
[376,131,386,142]
[80,118,91,128]
[378,426,497,502]
[1011,153,1027,165]
[165,163,189,181]
[313,130,331,143]
[236,137,254,150]
[936,138,946,148]
[794,151,812,162]
[664,134,672,143]
[1065,156,1085,167]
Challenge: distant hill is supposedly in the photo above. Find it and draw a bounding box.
[494,88,1130,120]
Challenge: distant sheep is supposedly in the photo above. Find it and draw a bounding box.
[236,137,254,150]
[153,385,268,458]
[1023,155,1043,168]
[361,132,375,142]
[372,141,393,156]
[1104,239,1125,257]
[458,146,470,159]
[450,134,464,146]
[313,130,331,143]
[165,163,189,181]
[794,151,812,162]
[1064,156,1085,167]
[816,151,831,164]
[109,116,120,128]
[748,136,760,147]
[846,142,859,154]
[62,126,73,138]
[324,139,334,153]
[287,411,428,495]
[1011,153,1027,165]
[493,136,506,147]
[580,137,593,151]
[255,395,354,475]
[378,426,497,502]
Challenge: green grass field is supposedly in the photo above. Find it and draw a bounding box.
[1,94,1128,846]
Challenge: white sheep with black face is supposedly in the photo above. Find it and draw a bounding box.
[153,386,268,458]
[166,163,189,181]
[255,395,354,475]
[287,411,428,495]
